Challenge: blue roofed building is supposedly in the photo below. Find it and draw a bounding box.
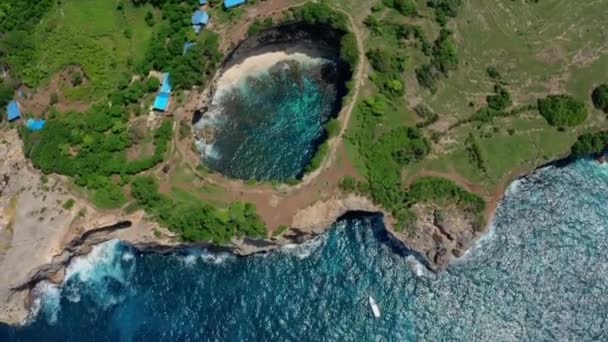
[160,73,172,93]
[224,0,246,9]
[199,0,207,5]
[6,100,20,122]
[191,10,209,26]
[26,118,46,131]
[153,73,172,112]
[183,42,195,54]
[153,92,170,112]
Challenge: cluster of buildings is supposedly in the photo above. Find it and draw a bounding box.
[154,0,246,113]
[4,0,249,121]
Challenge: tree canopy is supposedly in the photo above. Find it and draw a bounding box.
[537,95,587,127]
[592,84,608,113]
[131,176,266,242]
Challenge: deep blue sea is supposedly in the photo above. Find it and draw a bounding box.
[196,58,341,181]
[2,158,608,341]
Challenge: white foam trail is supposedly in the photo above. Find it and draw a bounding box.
[281,235,326,259]
[504,178,523,196]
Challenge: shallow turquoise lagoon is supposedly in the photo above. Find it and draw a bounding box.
[197,58,343,181]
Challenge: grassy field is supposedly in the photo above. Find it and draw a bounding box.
[22,0,157,100]
[341,0,608,194]
[421,0,608,117]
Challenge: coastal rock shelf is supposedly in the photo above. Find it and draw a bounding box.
[3,159,608,340]
[194,23,351,181]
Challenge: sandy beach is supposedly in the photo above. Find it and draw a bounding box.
[216,51,329,91]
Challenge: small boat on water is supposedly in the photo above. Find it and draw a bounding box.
[368,296,381,318]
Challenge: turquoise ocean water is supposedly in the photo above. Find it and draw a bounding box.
[198,58,342,181]
[1,158,608,340]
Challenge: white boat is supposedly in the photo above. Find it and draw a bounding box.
[368,296,381,318]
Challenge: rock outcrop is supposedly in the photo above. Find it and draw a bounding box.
[391,203,482,271]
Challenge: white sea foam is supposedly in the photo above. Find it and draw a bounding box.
[122,252,135,262]
[281,235,326,259]
[458,221,497,262]
[29,281,61,325]
[504,178,523,196]
[65,239,125,284]
[217,51,327,91]
[180,254,199,267]
[200,251,234,265]
[406,255,431,278]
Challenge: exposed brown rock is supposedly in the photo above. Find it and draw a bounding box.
[390,203,481,271]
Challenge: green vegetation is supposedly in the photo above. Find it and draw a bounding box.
[325,118,341,138]
[415,29,459,93]
[19,80,172,208]
[465,133,486,173]
[537,95,588,127]
[289,3,359,74]
[62,199,76,210]
[486,85,512,111]
[592,84,608,113]
[272,224,289,237]
[0,0,156,100]
[248,17,274,36]
[427,0,462,26]
[131,176,266,243]
[382,0,417,17]
[409,176,485,230]
[306,142,329,173]
[131,0,221,90]
[571,131,608,156]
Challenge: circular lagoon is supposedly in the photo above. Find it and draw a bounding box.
[194,24,351,181]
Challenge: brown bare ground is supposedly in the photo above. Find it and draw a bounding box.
[18,66,91,115]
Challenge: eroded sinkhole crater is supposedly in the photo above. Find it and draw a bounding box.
[193,23,352,182]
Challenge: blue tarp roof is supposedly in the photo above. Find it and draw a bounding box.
[183,42,195,54]
[224,0,245,9]
[199,0,207,4]
[153,92,170,111]
[191,10,209,25]
[160,73,171,94]
[26,118,46,131]
[6,100,20,121]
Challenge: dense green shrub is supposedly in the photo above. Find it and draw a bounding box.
[131,176,266,242]
[408,177,485,213]
[306,141,329,173]
[486,84,512,111]
[465,133,486,172]
[248,17,274,35]
[415,29,458,92]
[383,0,417,17]
[290,3,359,74]
[571,131,608,156]
[592,84,608,113]
[325,118,341,138]
[427,0,462,26]
[537,95,588,127]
